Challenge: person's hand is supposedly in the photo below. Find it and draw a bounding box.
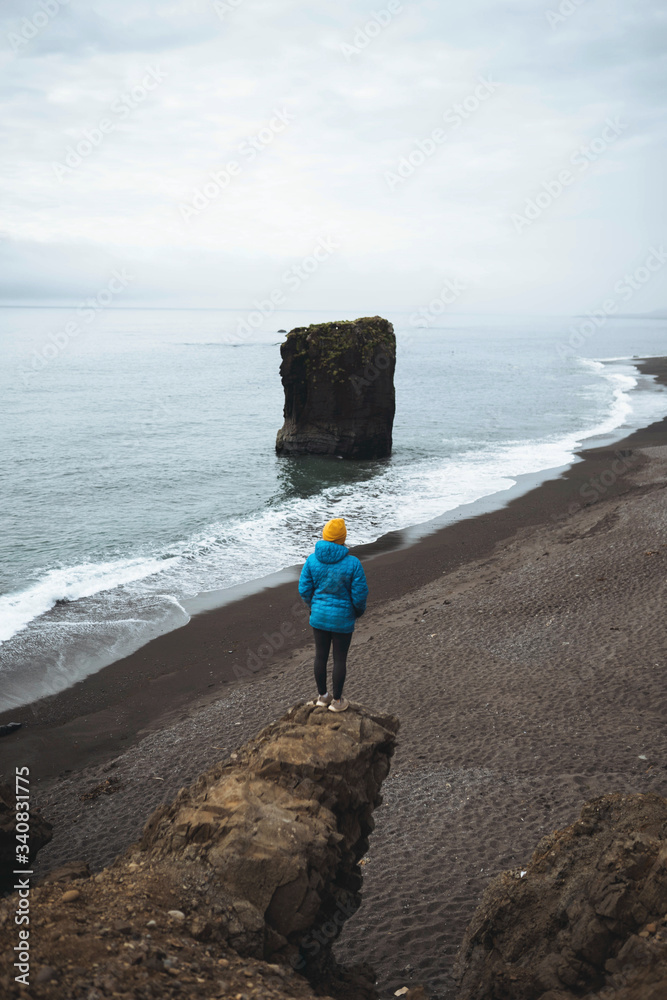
[354,608,365,618]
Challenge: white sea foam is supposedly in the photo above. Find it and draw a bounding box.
[1,356,665,676]
[0,594,190,710]
[0,556,179,643]
[577,361,636,438]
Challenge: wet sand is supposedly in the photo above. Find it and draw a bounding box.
[1,358,666,998]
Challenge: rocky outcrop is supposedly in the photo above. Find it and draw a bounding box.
[456,793,667,1000]
[0,702,398,1000]
[139,701,398,982]
[0,783,52,894]
[275,317,396,459]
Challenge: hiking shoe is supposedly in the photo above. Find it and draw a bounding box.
[314,693,333,707]
[328,697,349,713]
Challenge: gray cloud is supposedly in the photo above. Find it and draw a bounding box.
[2,1,221,57]
[1,0,665,313]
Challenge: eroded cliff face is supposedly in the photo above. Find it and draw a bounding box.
[0,703,398,1000]
[275,317,396,459]
[456,793,667,1000]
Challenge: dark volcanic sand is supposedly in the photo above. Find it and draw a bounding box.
[1,359,666,998]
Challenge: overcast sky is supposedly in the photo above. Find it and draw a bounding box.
[1,0,666,313]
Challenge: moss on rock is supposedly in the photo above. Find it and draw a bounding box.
[284,316,395,383]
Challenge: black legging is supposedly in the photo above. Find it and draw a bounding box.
[313,627,352,701]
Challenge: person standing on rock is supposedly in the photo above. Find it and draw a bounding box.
[298,517,368,712]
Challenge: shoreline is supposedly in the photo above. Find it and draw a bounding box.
[0,355,662,698]
[1,359,665,998]
[1,354,661,698]
[1,358,667,785]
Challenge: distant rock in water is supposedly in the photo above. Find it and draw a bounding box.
[456,792,667,1000]
[276,316,396,459]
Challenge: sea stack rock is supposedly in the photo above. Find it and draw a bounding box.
[276,316,396,459]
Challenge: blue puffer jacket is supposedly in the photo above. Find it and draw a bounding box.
[298,540,368,633]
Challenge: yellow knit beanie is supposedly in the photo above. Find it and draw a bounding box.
[322,518,347,544]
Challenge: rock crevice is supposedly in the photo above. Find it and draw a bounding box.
[0,702,398,1000]
[140,703,398,978]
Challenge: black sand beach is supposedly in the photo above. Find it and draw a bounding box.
[1,358,666,998]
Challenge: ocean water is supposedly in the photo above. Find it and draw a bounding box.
[1,308,666,710]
